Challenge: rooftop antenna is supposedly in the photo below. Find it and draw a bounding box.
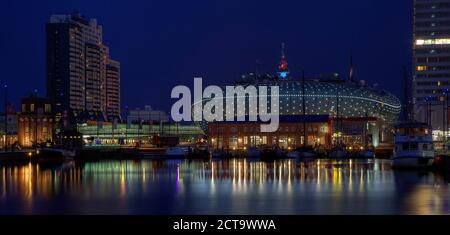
[278,43,289,79]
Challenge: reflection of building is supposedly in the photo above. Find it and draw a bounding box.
[413,1,450,138]
[18,95,54,148]
[46,12,120,125]
[0,103,18,149]
[127,106,169,124]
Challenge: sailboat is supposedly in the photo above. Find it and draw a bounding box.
[288,71,317,159]
[329,83,348,159]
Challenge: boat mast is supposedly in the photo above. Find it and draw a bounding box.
[302,70,307,147]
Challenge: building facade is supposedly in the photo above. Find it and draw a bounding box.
[208,116,329,151]
[0,103,19,150]
[413,0,450,139]
[17,95,54,148]
[106,59,121,121]
[46,12,120,127]
[207,116,379,151]
[127,106,170,124]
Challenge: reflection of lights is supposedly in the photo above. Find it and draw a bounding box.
[3,159,450,214]
[120,163,126,197]
[142,167,146,183]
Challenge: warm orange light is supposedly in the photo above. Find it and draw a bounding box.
[417,66,427,71]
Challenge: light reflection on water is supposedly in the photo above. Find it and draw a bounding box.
[0,159,449,215]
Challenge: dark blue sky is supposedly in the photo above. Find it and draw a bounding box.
[0,0,412,112]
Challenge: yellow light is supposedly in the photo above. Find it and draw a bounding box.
[36,150,40,155]
[416,38,450,45]
[28,152,33,157]
[417,66,427,71]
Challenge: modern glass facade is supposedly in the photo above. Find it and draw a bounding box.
[413,0,450,138]
[77,123,205,145]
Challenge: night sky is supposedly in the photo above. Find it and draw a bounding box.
[1,0,412,112]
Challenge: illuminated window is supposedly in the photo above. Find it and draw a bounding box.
[261,136,267,145]
[416,38,450,45]
[417,66,427,71]
[22,104,26,112]
[438,81,441,86]
[45,104,51,113]
[30,104,35,112]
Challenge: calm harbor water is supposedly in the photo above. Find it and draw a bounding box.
[1,158,450,215]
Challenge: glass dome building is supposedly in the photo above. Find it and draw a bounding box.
[262,78,401,122]
[197,73,401,150]
[198,45,401,149]
[198,74,401,126]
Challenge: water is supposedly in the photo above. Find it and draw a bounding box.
[1,159,450,215]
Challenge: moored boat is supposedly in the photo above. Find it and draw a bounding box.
[287,147,316,159]
[35,148,76,163]
[358,150,375,159]
[246,147,262,159]
[165,146,188,158]
[391,122,434,168]
[211,149,226,158]
[328,146,347,159]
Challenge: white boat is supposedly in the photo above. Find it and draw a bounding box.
[165,147,188,158]
[246,147,261,158]
[391,122,434,168]
[329,146,347,159]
